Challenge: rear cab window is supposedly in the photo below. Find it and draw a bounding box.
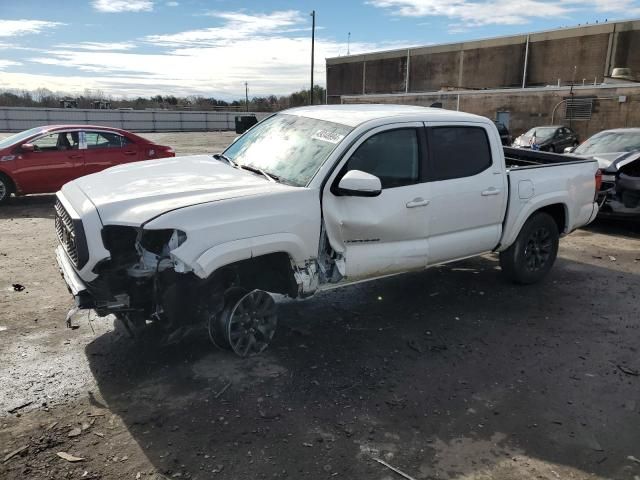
[426,126,493,181]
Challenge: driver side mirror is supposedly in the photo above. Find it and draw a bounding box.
[20,143,35,152]
[337,170,382,197]
[564,146,576,154]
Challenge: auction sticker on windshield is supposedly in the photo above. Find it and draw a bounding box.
[312,130,345,144]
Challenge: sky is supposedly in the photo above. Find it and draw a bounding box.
[0,0,639,100]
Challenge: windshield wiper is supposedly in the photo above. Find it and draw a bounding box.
[214,154,280,183]
[213,153,236,167]
[238,164,279,183]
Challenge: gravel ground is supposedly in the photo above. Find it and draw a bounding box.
[1,131,639,480]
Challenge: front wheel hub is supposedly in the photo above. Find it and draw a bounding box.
[209,289,278,357]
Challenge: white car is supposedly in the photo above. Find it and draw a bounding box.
[55,105,601,356]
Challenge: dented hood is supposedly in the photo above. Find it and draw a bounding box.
[66,155,290,225]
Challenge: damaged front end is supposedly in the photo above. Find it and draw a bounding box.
[600,154,640,217]
[84,226,208,342]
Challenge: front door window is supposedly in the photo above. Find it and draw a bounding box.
[32,132,80,152]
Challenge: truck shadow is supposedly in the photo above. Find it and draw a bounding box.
[85,255,639,479]
[0,194,56,220]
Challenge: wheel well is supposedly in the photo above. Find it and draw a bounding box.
[214,252,299,298]
[0,171,16,193]
[536,203,566,233]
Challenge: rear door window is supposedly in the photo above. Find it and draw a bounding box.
[85,131,125,149]
[426,126,492,181]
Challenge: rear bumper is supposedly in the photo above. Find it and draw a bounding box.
[56,246,93,308]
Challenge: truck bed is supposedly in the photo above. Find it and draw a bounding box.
[504,146,592,170]
[499,146,599,251]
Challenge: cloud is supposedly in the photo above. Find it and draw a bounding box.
[166,1,179,6]
[146,10,303,47]
[368,0,640,27]
[3,10,402,99]
[23,37,387,97]
[0,60,22,69]
[92,0,154,13]
[54,41,136,51]
[0,19,64,37]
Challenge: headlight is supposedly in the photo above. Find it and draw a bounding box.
[102,225,139,255]
[140,229,187,256]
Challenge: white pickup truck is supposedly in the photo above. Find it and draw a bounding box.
[55,105,601,356]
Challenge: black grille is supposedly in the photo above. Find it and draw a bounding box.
[55,199,88,268]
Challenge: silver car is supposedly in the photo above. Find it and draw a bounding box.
[567,128,640,217]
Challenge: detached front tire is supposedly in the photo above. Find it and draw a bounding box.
[500,212,559,284]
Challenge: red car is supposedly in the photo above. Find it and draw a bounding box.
[0,125,175,204]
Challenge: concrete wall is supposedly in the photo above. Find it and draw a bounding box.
[0,107,270,133]
[527,33,610,86]
[340,84,640,141]
[463,43,526,88]
[365,56,407,94]
[327,20,640,101]
[409,50,461,92]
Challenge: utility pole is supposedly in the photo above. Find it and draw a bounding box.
[347,32,351,55]
[245,82,249,112]
[568,65,576,128]
[310,10,315,105]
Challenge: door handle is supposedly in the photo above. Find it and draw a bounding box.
[124,151,137,156]
[406,197,430,208]
[481,188,501,196]
[68,154,83,159]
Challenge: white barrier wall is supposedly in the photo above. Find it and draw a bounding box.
[0,107,271,132]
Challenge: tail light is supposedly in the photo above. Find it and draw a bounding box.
[594,169,603,199]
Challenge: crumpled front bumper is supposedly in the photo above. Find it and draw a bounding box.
[55,245,94,308]
[599,173,640,217]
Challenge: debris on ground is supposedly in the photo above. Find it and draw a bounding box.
[618,365,639,376]
[68,427,82,437]
[407,340,423,353]
[372,457,417,480]
[12,283,25,292]
[214,382,231,399]
[3,445,28,463]
[7,401,33,414]
[628,455,640,464]
[608,256,617,261]
[56,451,84,462]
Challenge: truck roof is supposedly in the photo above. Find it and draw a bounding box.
[285,104,487,128]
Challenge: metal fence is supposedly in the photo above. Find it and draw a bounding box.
[0,107,271,132]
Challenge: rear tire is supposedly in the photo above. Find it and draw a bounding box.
[499,212,559,284]
[0,174,13,205]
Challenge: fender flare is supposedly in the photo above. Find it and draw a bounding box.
[499,193,569,250]
[189,233,311,279]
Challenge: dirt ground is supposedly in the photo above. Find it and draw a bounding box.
[1,132,640,480]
